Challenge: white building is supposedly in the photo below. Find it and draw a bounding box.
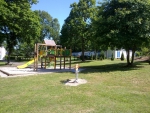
[72,51,100,57]
[0,46,6,60]
[104,49,132,59]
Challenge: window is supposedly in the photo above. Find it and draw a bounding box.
[117,51,120,58]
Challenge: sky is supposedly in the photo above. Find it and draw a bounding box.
[31,0,100,31]
[31,0,79,31]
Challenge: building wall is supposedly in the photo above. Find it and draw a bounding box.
[104,50,115,59]
[0,47,6,60]
[105,49,132,59]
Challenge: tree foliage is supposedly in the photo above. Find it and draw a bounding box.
[0,0,41,63]
[60,0,96,61]
[18,10,60,57]
[95,0,150,66]
[34,10,60,43]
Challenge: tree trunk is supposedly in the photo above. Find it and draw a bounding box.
[94,50,97,60]
[126,49,135,66]
[6,37,10,64]
[7,51,10,64]
[126,49,130,66]
[131,50,135,65]
[6,32,13,64]
[81,37,85,61]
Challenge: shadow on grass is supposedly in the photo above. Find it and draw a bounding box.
[60,79,71,84]
[77,61,148,74]
[57,60,148,75]
[66,60,92,65]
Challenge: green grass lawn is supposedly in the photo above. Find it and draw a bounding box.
[0,59,150,113]
[0,61,6,66]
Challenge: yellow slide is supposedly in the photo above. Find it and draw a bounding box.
[17,58,37,69]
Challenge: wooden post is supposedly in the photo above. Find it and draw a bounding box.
[64,56,65,69]
[69,49,71,69]
[60,56,61,69]
[41,57,42,68]
[45,56,46,69]
[34,43,39,71]
[53,56,56,69]
[69,56,71,69]
[54,56,56,69]
[34,43,36,71]
[36,43,39,71]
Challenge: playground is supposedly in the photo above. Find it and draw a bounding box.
[0,59,86,86]
[0,39,88,87]
[0,39,74,76]
[17,39,72,70]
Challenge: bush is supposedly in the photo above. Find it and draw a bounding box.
[135,51,141,57]
[80,55,90,60]
[91,54,93,60]
[111,53,114,61]
[99,56,103,60]
[90,54,96,60]
[99,52,105,60]
[121,52,125,61]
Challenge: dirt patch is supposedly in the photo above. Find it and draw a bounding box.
[65,79,87,86]
[134,56,149,61]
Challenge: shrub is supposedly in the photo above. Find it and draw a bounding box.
[99,56,103,60]
[91,54,93,60]
[99,52,105,60]
[135,51,141,57]
[111,53,114,61]
[121,52,125,61]
[80,55,91,60]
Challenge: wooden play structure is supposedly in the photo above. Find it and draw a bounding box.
[34,40,72,71]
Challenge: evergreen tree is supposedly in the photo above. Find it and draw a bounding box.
[111,53,114,61]
[121,52,125,61]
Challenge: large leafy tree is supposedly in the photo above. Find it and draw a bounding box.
[95,0,150,66]
[0,0,41,63]
[61,0,96,61]
[60,16,80,51]
[34,10,60,43]
[15,10,60,58]
[89,6,103,59]
[51,18,60,44]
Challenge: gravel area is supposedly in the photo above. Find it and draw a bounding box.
[0,66,85,78]
[65,79,87,86]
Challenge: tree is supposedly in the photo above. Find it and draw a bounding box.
[34,10,60,43]
[61,0,96,61]
[95,0,150,66]
[89,6,103,60]
[14,10,60,57]
[0,0,41,64]
[60,16,81,51]
[121,52,125,61]
[51,18,60,44]
[111,53,114,61]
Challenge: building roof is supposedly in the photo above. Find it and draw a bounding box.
[44,39,56,46]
